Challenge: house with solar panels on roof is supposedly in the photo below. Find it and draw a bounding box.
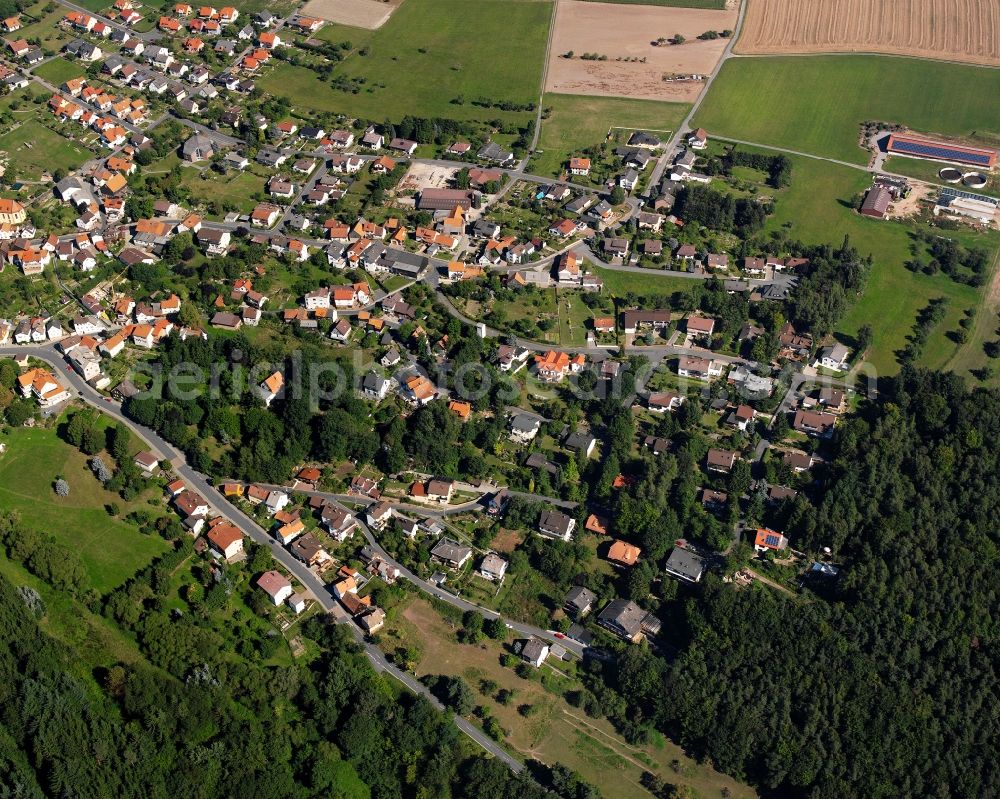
[754,528,789,553]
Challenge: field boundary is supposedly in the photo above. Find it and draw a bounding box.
[729,51,1000,71]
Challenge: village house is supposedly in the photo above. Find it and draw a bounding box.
[598,599,660,643]
[479,552,508,582]
[677,355,723,381]
[256,570,293,606]
[754,528,789,553]
[706,448,739,474]
[430,538,473,569]
[539,509,575,541]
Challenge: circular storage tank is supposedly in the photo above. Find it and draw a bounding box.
[962,171,988,189]
[939,167,963,183]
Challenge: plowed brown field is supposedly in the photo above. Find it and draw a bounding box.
[736,0,1000,67]
[546,0,738,101]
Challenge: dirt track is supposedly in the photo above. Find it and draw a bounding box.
[736,0,1000,67]
[546,0,738,102]
[299,0,403,29]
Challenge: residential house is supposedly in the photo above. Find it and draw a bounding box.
[706,448,738,474]
[509,413,542,444]
[647,391,683,413]
[815,342,850,372]
[677,355,722,380]
[598,599,660,643]
[479,553,508,582]
[258,370,283,406]
[256,570,293,606]
[539,509,575,541]
[564,586,596,618]
[607,539,641,567]
[793,409,837,438]
[663,547,706,583]
[206,523,243,560]
[430,538,472,569]
[754,528,789,553]
[520,637,549,668]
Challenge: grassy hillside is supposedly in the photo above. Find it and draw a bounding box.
[693,55,1000,163]
[0,423,169,593]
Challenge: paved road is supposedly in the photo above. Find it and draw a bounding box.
[527,0,559,156]
[711,134,872,172]
[60,0,163,43]
[246,482,585,657]
[0,343,522,771]
[647,0,750,193]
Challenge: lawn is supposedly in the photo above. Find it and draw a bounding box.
[382,598,757,799]
[556,290,598,346]
[531,93,689,178]
[0,423,170,593]
[178,164,266,215]
[0,120,92,180]
[589,264,699,298]
[32,57,87,86]
[693,55,1000,164]
[260,0,552,124]
[17,3,72,49]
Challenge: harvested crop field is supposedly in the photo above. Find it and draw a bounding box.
[736,0,1000,67]
[299,0,404,29]
[546,0,737,102]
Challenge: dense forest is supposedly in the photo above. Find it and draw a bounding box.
[0,570,583,799]
[608,368,1000,798]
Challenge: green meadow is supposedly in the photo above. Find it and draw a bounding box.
[260,0,552,124]
[694,55,1000,164]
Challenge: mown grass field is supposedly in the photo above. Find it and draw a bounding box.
[589,264,700,297]
[31,57,86,86]
[531,93,688,178]
[0,120,92,180]
[260,0,552,124]
[693,55,1000,163]
[0,424,170,593]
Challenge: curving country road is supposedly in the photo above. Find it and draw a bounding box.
[0,342,523,771]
